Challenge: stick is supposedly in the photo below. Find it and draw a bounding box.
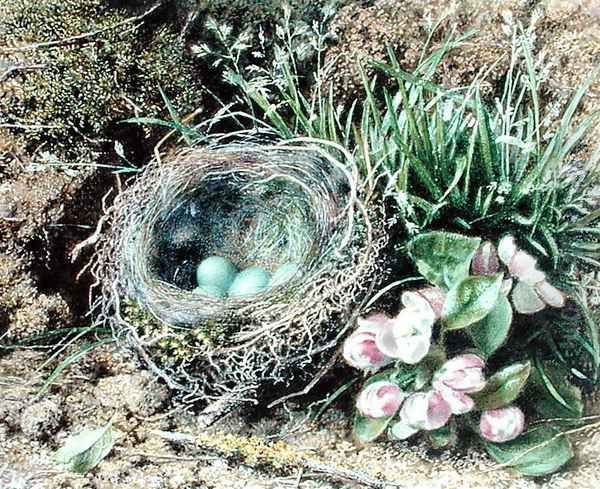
[0,2,165,55]
[151,430,407,488]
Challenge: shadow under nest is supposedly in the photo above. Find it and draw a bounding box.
[90,143,387,414]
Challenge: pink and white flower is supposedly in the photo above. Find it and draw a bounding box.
[409,287,446,320]
[343,314,394,372]
[356,381,406,419]
[497,235,566,314]
[390,390,452,440]
[376,308,433,365]
[480,405,525,443]
[433,354,487,415]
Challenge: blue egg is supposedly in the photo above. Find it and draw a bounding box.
[196,256,237,291]
[228,266,271,298]
[193,284,226,299]
[269,262,300,288]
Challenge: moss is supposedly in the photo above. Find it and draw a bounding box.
[122,300,228,363]
[0,0,206,163]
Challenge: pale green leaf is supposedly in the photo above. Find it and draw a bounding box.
[443,274,503,330]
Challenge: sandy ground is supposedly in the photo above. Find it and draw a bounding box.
[2,346,600,489]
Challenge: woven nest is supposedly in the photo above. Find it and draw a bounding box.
[91,143,386,407]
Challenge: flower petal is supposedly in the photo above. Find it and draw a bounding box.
[498,235,517,266]
[389,420,419,440]
[401,291,436,323]
[511,280,546,314]
[535,281,566,308]
[436,385,475,415]
[509,251,545,285]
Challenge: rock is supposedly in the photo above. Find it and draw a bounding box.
[19,399,62,440]
[95,373,169,417]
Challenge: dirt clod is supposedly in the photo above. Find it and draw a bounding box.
[95,373,170,418]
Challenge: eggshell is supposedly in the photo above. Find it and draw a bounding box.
[269,262,300,288]
[196,255,237,290]
[228,266,271,298]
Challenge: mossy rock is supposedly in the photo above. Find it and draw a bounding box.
[0,0,206,163]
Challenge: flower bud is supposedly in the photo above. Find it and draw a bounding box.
[390,390,451,440]
[376,307,433,364]
[433,354,486,415]
[480,406,525,443]
[342,314,393,372]
[471,241,500,276]
[356,381,405,419]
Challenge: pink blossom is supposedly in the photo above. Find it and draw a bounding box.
[342,314,394,372]
[433,354,486,415]
[497,235,567,314]
[472,241,500,276]
[480,406,525,443]
[356,381,406,419]
[390,390,451,440]
[411,287,446,320]
[376,307,433,364]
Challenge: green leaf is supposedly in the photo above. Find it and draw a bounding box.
[409,231,481,289]
[473,361,531,410]
[530,360,583,420]
[443,274,503,330]
[427,420,457,449]
[353,412,395,444]
[55,420,115,473]
[469,294,513,357]
[483,425,574,476]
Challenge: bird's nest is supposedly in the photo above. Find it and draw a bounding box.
[89,143,387,409]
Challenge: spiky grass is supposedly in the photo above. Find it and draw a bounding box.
[167,14,599,385]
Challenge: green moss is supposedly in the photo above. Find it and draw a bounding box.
[0,0,205,162]
[122,300,229,363]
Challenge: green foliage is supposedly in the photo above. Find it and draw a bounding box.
[483,425,574,476]
[408,231,481,289]
[469,294,512,357]
[473,361,531,410]
[55,419,115,473]
[442,274,503,330]
[530,360,584,420]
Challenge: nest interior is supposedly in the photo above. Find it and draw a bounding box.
[151,165,325,292]
[93,145,385,405]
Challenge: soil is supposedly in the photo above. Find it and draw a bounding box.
[1,0,600,488]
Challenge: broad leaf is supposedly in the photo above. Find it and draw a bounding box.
[530,361,583,420]
[443,274,503,330]
[353,412,395,444]
[409,232,481,289]
[473,361,531,410]
[469,294,513,357]
[483,425,574,476]
[55,420,115,473]
[427,420,457,449]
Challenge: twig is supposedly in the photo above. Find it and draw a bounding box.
[151,430,407,489]
[0,2,165,55]
[0,64,45,82]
